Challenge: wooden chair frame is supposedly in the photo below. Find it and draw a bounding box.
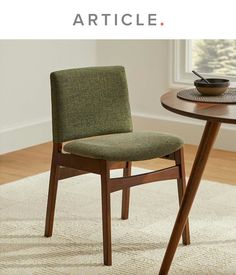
[45,142,190,266]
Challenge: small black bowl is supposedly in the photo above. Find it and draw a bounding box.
[194,78,230,96]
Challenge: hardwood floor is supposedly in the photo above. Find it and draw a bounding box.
[0,142,236,185]
[0,143,52,184]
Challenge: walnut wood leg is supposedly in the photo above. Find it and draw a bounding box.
[175,148,190,246]
[159,121,221,275]
[44,157,60,237]
[121,162,132,220]
[101,163,112,266]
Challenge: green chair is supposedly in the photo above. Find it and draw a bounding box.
[44,66,190,265]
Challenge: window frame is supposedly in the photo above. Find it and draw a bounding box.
[171,40,236,86]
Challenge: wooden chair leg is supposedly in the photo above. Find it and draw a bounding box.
[121,162,132,220]
[175,148,190,245]
[44,157,59,237]
[101,163,112,266]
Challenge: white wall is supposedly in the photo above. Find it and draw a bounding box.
[0,40,96,154]
[1,40,236,154]
[97,40,170,117]
[97,40,236,151]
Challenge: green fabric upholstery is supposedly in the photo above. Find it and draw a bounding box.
[51,66,133,142]
[51,66,184,162]
[63,131,183,161]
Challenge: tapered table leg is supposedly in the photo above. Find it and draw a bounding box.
[159,121,221,275]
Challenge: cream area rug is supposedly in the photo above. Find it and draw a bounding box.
[0,168,236,275]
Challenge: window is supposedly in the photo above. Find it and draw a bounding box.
[172,40,236,85]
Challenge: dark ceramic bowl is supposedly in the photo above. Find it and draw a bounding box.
[194,78,230,96]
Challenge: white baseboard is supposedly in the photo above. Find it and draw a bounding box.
[132,113,236,152]
[0,119,52,154]
[1,114,236,154]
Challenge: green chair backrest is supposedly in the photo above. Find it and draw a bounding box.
[50,66,133,142]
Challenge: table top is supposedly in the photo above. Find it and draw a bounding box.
[161,90,236,124]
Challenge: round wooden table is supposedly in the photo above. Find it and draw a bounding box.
[159,90,236,275]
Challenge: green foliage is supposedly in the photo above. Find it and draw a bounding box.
[192,40,236,76]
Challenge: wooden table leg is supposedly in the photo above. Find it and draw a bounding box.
[159,121,221,275]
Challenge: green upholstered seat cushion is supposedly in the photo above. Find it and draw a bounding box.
[63,131,183,161]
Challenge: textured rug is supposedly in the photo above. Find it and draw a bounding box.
[0,168,236,275]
